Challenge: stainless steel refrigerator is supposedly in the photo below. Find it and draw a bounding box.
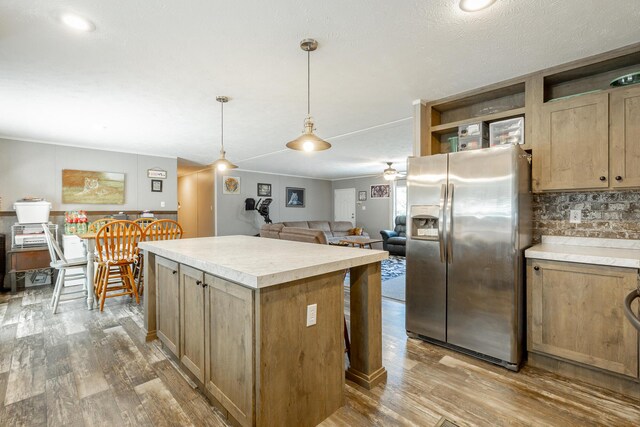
[406,144,531,371]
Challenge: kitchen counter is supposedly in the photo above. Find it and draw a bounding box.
[138,235,387,288]
[525,236,640,268]
[140,235,388,427]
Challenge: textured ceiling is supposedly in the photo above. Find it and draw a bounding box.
[0,0,639,179]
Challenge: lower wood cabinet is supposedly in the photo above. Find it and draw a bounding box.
[528,259,639,378]
[205,274,254,427]
[156,257,180,356]
[180,264,206,383]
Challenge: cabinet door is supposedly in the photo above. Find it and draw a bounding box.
[204,274,254,427]
[180,265,205,382]
[610,86,640,188]
[528,260,639,378]
[156,257,180,356]
[537,92,609,190]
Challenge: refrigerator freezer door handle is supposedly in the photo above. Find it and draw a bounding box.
[438,183,446,263]
[446,183,454,264]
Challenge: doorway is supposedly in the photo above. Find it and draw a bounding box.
[334,188,356,225]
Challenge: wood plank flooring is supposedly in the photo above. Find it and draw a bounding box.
[0,285,638,426]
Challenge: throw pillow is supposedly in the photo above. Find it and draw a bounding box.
[348,227,363,236]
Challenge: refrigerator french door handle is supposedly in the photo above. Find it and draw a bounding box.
[446,183,454,264]
[438,184,446,263]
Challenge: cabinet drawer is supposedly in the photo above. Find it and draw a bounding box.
[11,249,51,271]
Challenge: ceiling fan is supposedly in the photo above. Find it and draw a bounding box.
[382,162,406,181]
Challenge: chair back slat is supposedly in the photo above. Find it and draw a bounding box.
[42,224,67,264]
[143,220,183,242]
[88,217,116,233]
[95,220,143,263]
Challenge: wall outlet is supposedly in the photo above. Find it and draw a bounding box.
[306,304,317,327]
[569,209,582,224]
[362,205,366,210]
[160,201,166,208]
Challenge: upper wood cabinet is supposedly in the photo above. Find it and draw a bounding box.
[610,86,640,188]
[536,92,610,191]
[527,259,639,378]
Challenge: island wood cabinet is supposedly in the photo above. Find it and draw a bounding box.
[180,265,206,383]
[155,257,180,355]
[527,259,639,378]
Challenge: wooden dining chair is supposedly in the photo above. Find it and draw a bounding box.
[42,224,87,314]
[136,219,183,294]
[134,217,157,229]
[88,217,115,233]
[95,220,143,311]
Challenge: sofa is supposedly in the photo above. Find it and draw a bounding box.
[260,220,368,244]
[380,215,406,256]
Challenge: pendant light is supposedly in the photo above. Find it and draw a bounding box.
[211,96,238,171]
[383,162,398,181]
[286,38,331,152]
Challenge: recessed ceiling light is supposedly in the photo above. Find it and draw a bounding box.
[459,0,496,12]
[60,13,95,32]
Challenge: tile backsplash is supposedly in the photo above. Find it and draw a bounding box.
[533,190,640,243]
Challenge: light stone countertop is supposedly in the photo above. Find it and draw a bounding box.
[139,235,388,289]
[525,236,640,269]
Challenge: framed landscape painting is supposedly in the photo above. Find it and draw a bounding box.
[62,169,125,204]
[370,184,390,199]
[285,187,305,207]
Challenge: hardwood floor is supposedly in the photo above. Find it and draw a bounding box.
[0,285,639,426]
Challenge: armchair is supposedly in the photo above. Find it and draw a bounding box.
[380,215,406,256]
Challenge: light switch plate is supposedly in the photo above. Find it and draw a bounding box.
[569,209,582,224]
[306,304,317,327]
[160,201,166,208]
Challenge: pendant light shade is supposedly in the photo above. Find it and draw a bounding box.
[383,162,398,180]
[286,38,331,152]
[211,96,238,171]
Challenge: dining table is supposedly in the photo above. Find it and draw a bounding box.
[77,232,97,309]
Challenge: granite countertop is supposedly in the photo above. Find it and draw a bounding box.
[139,235,388,289]
[525,236,640,269]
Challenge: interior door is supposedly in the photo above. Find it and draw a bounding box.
[334,188,356,225]
[178,173,198,238]
[197,168,215,237]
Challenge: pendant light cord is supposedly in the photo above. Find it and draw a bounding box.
[220,101,224,152]
[307,49,310,116]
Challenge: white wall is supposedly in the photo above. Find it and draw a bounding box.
[0,138,177,211]
[215,170,332,236]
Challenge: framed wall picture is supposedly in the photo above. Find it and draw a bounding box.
[147,168,167,179]
[257,183,272,197]
[223,176,241,194]
[151,179,163,192]
[62,169,125,204]
[370,184,390,199]
[358,191,367,201]
[285,187,305,208]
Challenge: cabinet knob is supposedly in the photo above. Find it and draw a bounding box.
[172,270,177,275]
[533,266,540,271]
[202,283,208,288]
[599,176,606,181]
[196,280,202,286]
[615,176,622,181]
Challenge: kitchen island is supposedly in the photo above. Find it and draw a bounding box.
[139,235,388,427]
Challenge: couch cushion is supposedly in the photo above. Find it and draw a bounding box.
[330,221,353,233]
[282,221,309,228]
[387,236,406,245]
[259,223,284,239]
[279,227,327,245]
[307,221,331,233]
